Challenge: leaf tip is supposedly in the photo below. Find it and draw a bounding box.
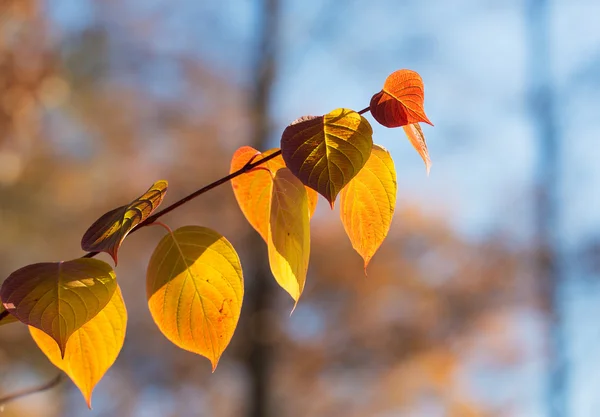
[85,394,93,409]
[210,357,220,373]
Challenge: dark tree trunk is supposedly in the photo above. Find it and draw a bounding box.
[525,1,566,416]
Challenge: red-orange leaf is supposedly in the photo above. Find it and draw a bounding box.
[81,180,168,264]
[370,69,433,128]
[403,123,431,174]
[230,147,317,242]
[340,145,397,271]
[280,108,373,207]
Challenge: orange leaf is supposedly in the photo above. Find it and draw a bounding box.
[81,180,168,264]
[146,226,243,370]
[230,147,317,242]
[280,108,373,207]
[267,168,310,305]
[403,123,431,174]
[30,285,127,408]
[370,69,433,128]
[340,145,397,271]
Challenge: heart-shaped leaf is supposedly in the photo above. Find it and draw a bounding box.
[146,226,243,370]
[1,258,117,356]
[81,180,168,264]
[268,168,310,305]
[280,108,373,207]
[230,146,317,242]
[30,285,127,408]
[340,145,397,271]
[370,69,433,128]
[403,123,431,174]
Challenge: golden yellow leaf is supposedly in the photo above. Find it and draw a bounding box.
[81,180,168,264]
[230,146,317,242]
[146,226,243,370]
[280,108,373,207]
[268,168,310,304]
[340,145,397,271]
[30,286,127,408]
[403,123,431,174]
[0,258,117,356]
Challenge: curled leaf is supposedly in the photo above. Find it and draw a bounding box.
[340,145,397,271]
[230,147,317,242]
[281,108,373,207]
[146,226,243,370]
[0,258,117,356]
[30,285,127,408]
[81,180,168,264]
[403,123,431,174]
[268,168,310,305]
[370,69,433,128]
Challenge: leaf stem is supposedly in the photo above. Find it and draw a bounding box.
[357,106,370,115]
[0,373,63,405]
[83,150,283,259]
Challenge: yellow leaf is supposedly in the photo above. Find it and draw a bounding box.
[0,258,117,356]
[146,226,243,370]
[268,168,310,304]
[230,146,317,242]
[340,145,397,271]
[29,286,127,408]
[402,123,431,174]
[81,180,168,264]
[280,108,373,207]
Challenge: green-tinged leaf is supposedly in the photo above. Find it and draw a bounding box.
[30,285,127,408]
[268,168,310,305]
[0,303,18,327]
[403,123,431,174]
[0,258,117,356]
[280,108,373,207]
[340,145,397,271]
[146,226,243,370]
[81,180,168,264]
[230,146,317,242]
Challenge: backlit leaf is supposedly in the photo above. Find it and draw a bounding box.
[340,145,397,271]
[81,180,168,264]
[281,108,373,207]
[0,258,117,356]
[146,226,243,370]
[403,123,431,174]
[268,168,310,304]
[230,147,317,242]
[0,303,18,327]
[30,285,127,408]
[370,69,433,128]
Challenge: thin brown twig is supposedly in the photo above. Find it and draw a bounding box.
[82,149,283,260]
[0,373,63,406]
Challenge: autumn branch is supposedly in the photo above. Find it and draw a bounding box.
[0,373,63,406]
[82,149,283,259]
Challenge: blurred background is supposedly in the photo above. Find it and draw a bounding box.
[0,0,598,416]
